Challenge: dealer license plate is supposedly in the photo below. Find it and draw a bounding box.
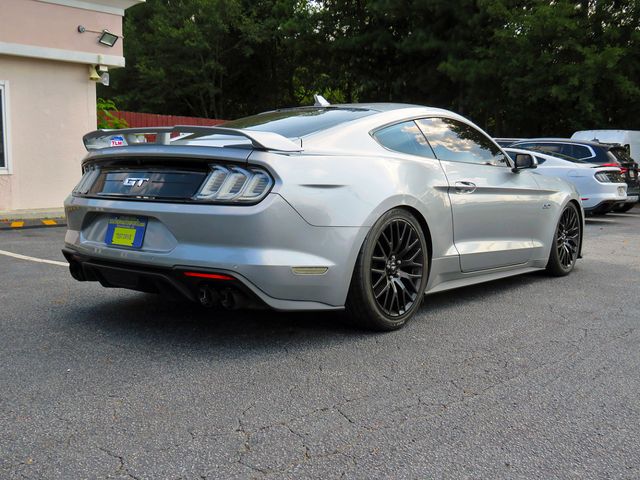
[105,216,147,248]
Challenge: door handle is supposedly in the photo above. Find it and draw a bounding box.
[454,181,476,194]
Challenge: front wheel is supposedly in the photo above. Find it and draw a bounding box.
[545,202,581,276]
[346,209,429,331]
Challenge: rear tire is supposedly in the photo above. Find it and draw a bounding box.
[546,202,581,276]
[346,209,429,331]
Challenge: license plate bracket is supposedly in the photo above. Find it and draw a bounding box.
[105,216,147,248]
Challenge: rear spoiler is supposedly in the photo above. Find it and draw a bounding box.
[82,125,303,152]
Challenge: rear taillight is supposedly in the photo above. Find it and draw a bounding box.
[194,164,274,203]
[595,170,625,183]
[601,162,627,174]
[72,166,100,194]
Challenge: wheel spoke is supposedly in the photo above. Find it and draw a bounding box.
[381,231,392,253]
[372,274,386,290]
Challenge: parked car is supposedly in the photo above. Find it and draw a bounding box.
[510,138,639,212]
[62,103,583,331]
[494,138,525,147]
[572,130,640,161]
[504,148,627,214]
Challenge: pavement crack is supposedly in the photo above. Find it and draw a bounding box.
[335,406,355,425]
[237,458,269,475]
[285,423,311,461]
[97,446,140,480]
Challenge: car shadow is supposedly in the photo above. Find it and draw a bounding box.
[67,270,550,354]
[585,217,618,225]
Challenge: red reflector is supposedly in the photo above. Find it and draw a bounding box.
[581,198,589,201]
[184,272,235,280]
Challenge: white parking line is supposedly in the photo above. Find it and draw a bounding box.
[0,249,68,267]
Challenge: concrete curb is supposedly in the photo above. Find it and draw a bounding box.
[0,208,65,220]
[0,208,66,230]
[0,217,66,230]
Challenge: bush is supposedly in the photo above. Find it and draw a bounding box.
[97,98,129,129]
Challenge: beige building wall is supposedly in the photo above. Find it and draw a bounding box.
[0,0,124,59]
[0,0,143,214]
[0,55,96,211]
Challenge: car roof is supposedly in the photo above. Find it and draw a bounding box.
[514,138,623,149]
[262,103,424,114]
[244,103,473,139]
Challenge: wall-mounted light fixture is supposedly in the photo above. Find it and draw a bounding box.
[88,65,110,86]
[78,25,121,47]
[98,31,119,47]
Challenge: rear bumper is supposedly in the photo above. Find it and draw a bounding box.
[580,184,627,210]
[583,199,624,214]
[63,193,368,310]
[62,248,267,309]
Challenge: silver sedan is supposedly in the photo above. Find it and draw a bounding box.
[63,103,583,330]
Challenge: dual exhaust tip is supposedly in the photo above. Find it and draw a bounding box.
[198,285,248,310]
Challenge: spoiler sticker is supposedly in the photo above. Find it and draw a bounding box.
[110,135,125,147]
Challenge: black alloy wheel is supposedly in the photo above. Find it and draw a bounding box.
[346,208,429,331]
[370,218,424,317]
[546,202,581,276]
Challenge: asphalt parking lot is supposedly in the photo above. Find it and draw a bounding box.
[1,208,639,479]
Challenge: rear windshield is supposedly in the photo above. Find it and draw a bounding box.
[221,107,376,138]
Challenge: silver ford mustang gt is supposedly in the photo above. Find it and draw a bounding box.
[63,103,583,330]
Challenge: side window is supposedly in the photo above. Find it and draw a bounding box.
[373,121,436,158]
[558,144,575,157]
[570,145,592,159]
[526,143,562,155]
[416,117,509,166]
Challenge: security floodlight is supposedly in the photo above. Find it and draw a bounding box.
[98,30,118,47]
[78,25,122,47]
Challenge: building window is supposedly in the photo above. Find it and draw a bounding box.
[0,81,8,173]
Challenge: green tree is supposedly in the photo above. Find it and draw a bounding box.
[103,0,640,136]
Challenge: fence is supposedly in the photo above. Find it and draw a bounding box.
[114,111,225,127]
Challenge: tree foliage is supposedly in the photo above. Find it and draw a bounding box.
[102,0,640,136]
[96,98,129,129]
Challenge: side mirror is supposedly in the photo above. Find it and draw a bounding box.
[512,153,537,172]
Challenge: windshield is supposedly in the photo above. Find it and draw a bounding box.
[221,107,376,138]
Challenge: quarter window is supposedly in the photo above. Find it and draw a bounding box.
[569,145,592,159]
[416,117,508,166]
[373,121,436,158]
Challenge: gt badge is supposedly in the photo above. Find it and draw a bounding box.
[123,177,149,187]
